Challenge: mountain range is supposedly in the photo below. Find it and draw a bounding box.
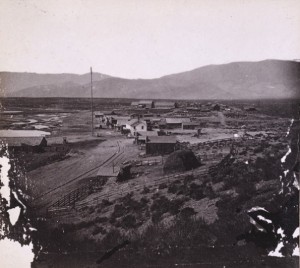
[1,60,299,99]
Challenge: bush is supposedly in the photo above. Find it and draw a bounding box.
[168,182,180,194]
[92,226,106,235]
[101,199,112,207]
[150,196,186,223]
[121,215,137,229]
[180,207,196,218]
[142,186,150,194]
[189,183,204,200]
[111,204,127,219]
[88,206,95,214]
[159,183,167,189]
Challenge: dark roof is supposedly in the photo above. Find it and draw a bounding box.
[147,136,177,144]
[131,121,147,127]
[137,131,158,136]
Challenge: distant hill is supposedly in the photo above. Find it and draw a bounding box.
[0,72,110,95]
[2,60,300,99]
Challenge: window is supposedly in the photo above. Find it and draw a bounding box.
[141,126,144,130]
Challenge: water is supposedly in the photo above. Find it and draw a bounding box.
[0,130,50,137]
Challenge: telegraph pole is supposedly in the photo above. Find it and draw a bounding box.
[90,67,94,136]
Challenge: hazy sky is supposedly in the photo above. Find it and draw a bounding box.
[0,0,299,78]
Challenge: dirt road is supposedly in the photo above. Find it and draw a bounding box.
[28,135,139,209]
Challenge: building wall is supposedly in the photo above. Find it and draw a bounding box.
[126,122,147,135]
[166,123,182,129]
[182,124,199,130]
[146,143,176,155]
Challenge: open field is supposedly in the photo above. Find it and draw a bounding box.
[0,97,299,267]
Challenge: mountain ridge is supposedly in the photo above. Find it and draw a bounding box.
[1,60,299,99]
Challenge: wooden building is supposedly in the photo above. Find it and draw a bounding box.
[146,136,177,155]
[165,118,191,129]
[125,119,147,135]
[182,122,200,130]
[154,101,177,109]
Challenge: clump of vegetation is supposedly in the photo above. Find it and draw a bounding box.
[92,225,106,235]
[150,196,185,223]
[110,194,150,227]
[179,207,196,218]
[120,214,137,229]
[141,186,150,194]
[158,183,167,189]
[132,216,212,251]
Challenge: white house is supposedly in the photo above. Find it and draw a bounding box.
[125,119,147,136]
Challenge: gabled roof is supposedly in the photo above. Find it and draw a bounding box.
[126,119,147,127]
[116,119,130,126]
[131,120,147,127]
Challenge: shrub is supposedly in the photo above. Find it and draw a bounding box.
[189,183,204,200]
[92,226,106,235]
[111,204,127,219]
[168,182,180,194]
[180,207,196,218]
[121,214,137,229]
[95,216,108,224]
[101,199,112,207]
[142,186,150,194]
[159,183,167,189]
[88,206,95,214]
[150,196,186,222]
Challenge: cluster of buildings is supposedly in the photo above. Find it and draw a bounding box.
[93,112,199,155]
[92,100,227,155]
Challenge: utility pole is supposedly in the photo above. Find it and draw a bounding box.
[90,67,94,136]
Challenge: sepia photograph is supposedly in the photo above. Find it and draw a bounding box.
[0,0,299,267]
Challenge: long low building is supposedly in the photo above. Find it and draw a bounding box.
[131,100,177,109]
[131,100,154,109]
[154,101,177,109]
[165,118,191,128]
[145,136,177,155]
[182,122,200,130]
